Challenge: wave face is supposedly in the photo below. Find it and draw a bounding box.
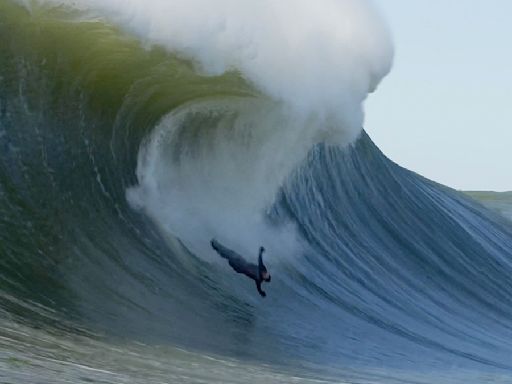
[2,2,512,383]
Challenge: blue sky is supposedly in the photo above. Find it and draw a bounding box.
[365,0,512,191]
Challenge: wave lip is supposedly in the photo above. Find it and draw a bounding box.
[40,0,393,144]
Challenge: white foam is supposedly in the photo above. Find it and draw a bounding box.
[40,0,393,143]
[126,99,307,261]
[38,0,394,261]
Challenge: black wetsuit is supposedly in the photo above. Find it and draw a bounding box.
[211,239,271,297]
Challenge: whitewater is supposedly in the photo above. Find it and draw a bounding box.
[1,1,512,383]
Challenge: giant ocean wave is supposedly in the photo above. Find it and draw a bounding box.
[1,2,512,383]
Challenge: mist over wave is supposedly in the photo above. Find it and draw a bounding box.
[126,99,306,259]
[52,0,393,254]
[40,0,393,136]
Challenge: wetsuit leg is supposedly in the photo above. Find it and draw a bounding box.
[211,239,256,279]
[211,239,239,259]
[211,239,264,285]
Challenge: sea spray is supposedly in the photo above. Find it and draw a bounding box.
[49,0,394,254]
[37,0,393,141]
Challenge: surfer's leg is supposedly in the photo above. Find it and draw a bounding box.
[211,239,220,251]
[211,239,240,261]
[211,239,229,258]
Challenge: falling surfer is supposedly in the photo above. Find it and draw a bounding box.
[211,239,271,297]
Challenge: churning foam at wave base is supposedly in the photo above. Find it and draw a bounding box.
[40,0,393,142]
[126,100,308,263]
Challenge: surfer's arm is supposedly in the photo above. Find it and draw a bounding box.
[258,246,265,268]
[256,281,266,297]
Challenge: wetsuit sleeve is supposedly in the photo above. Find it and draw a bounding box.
[256,281,266,297]
[258,247,264,270]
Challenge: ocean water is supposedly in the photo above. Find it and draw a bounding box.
[1,2,512,383]
[466,192,512,222]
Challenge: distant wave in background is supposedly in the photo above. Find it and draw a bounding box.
[1,2,512,383]
[466,192,512,222]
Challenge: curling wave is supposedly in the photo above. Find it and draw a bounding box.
[1,2,512,383]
